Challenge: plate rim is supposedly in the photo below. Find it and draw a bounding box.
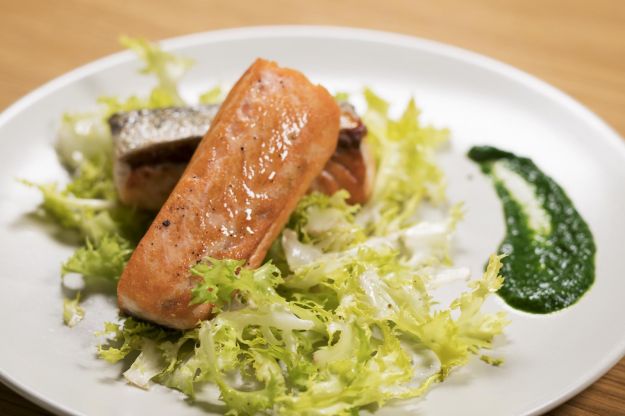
[1,25,624,416]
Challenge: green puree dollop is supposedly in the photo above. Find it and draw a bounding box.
[468,146,595,313]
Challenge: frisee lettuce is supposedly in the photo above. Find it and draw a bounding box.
[198,86,223,104]
[20,180,116,241]
[98,254,506,415]
[99,35,194,112]
[62,233,133,280]
[357,88,450,235]
[63,292,85,327]
[56,112,112,171]
[190,259,283,313]
[287,190,366,252]
[334,91,350,102]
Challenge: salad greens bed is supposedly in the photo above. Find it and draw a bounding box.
[26,38,508,415]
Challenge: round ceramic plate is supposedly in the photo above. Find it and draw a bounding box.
[1,26,625,416]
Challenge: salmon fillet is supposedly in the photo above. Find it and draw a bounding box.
[110,102,372,210]
[309,104,374,204]
[117,59,341,329]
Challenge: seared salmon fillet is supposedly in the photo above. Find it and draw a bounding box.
[110,102,372,210]
[117,59,341,329]
[308,103,374,204]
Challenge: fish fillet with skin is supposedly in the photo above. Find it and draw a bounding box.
[110,102,373,210]
[117,59,341,329]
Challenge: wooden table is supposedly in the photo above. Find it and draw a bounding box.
[1,0,624,414]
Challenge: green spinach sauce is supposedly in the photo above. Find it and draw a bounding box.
[468,146,595,313]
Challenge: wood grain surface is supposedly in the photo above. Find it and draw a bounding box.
[1,0,624,415]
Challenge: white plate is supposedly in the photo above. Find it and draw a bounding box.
[1,26,625,416]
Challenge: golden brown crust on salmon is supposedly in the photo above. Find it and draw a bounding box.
[117,59,341,329]
[308,138,375,204]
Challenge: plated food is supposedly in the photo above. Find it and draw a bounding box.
[4,27,622,416]
[24,38,510,414]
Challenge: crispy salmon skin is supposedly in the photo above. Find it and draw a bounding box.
[117,59,341,329]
